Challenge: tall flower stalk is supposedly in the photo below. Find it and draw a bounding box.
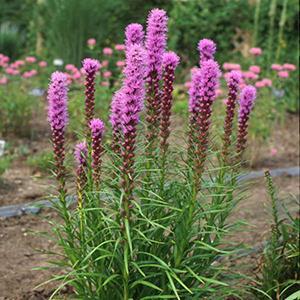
[222,71,242,162]
[47,71,69,195]
[120,44,146,220]
[236,85,257,160]
[74,142,88,202]
[191,59,220,191]
[145,8,168,158]
[159,51,180,187]
[82,58,101,131]
[119,44,146,299]
[90,118,105,187]
[110,89,124,156]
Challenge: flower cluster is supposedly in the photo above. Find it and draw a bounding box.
[125,23,144,48]
[198,39,216,65]
[160,51,180,152]
[90,118,105,186]
[47,71,69,192]
[82,58,101,128]
[223,71,242,160]
[237,85,257,155]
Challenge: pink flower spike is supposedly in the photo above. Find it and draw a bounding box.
[74,142,88,167]
[82,58,101,74]
[162,51,180,69]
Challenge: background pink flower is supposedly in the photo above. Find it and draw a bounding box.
[277,71,289,78]
[249,65,260,74]
[39,61,47,68]
[103,47,113,55]
[249,47,262,56]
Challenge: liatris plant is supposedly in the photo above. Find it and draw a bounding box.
[198,38,216,66]
[145,9,168,157]
[236,85,257,158]
[45,9,258,300]
[120,44,146,221]
[47,71,68,194]
[82,58,100,129]
[110,89,124,155]
[222,70,242,162]
[90,118,105,187]
[125,23,144,48]
[74,141,88,201]
[190,59,221,190]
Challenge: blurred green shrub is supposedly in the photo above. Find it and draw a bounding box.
[26,150,53,173]
[0,155,11,177]
[0,82,38,138]
[0,22,23,59]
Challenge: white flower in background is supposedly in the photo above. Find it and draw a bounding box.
[53,58,64,66]
[0,140,5,157]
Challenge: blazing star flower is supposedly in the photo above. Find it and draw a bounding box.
[223,71,242,160]
[74,142,88,167]
[145,8,168,76]
[188,60,221,187]
[74,141,88,193]
[120,44,146,217]
[160,51,180,152]
[109,89,124,154]
[82,58,101,127]
[90,118,105,186]
[47,71,69,192]
[237,85,256,156]
[198,39,216,65]
[121,45,146,133]
[249,47,262,56]
[125,23,144,48]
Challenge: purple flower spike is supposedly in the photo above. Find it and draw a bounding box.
[74,141,88,193]
[198,39,217,66]
[90,118,105,186]
[74,142,88,167]
[160,51,180,152]
[47,71,69,193]
[162,51,180,69]
[222,71,242,160]
[48,71,69,131]
[110,89,124,155]
[145,8,168,76]
[121,45,147,134]
[82,58,101,129]
[120,44,146,220]
[237,85,257,156]
[125,23,144,48]
[188,59,220,189]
